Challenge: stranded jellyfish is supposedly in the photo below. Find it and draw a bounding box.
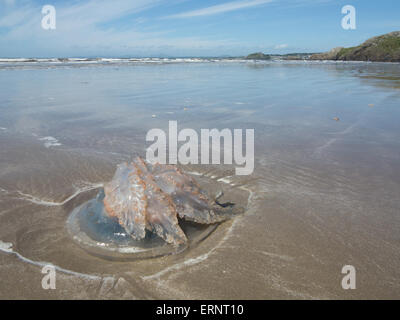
[67,157,244,259]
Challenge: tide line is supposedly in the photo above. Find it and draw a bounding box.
[0,240,101,280]
[16,182,103,206]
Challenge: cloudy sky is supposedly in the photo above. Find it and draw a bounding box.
[0,0,399,57]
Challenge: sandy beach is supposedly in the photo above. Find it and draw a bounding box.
[0,60,400,299]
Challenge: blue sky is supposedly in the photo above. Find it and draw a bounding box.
[0,0,399,57]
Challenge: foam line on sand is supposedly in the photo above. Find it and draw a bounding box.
[16,182,103,206]
[0,240,101,280]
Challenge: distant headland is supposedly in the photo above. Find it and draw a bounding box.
[245,31,400,62]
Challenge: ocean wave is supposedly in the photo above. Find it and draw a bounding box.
[1,57,397,65]
[1,58,389,71]
[0,57,237,64]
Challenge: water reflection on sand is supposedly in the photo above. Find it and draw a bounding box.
[0,60,400,299]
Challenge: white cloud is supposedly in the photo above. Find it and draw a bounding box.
[274,44,288,49]
[0,0,333,57]
[57,0,162,29]
[164,0,274,19]
[0,0,240,57]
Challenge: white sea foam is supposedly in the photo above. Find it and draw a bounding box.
[186,170,202,176]
[0,186,9,194]
[0,58,37,62]
[0,57,244,67]
[217,177,233,184]
[38,136,62,148]
[1,58,394,70]
[0,241,13,253]
[99,58,124,62]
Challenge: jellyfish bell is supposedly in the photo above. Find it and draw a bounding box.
[66,189,196,260]
[66,157,244,260]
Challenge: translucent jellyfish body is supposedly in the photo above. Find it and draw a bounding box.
[67,157,244,260]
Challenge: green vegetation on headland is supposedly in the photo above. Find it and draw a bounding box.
[244,52,314,60]
[244,32,400,63]
[310,31,400,62]
[245,52,271,60]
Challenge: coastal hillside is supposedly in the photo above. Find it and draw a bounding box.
[310,31,400,62]
[245,52,271,60]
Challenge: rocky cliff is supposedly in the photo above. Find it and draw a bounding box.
[310,31,400,62]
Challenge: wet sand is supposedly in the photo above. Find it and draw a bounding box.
[0,60,400,299]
